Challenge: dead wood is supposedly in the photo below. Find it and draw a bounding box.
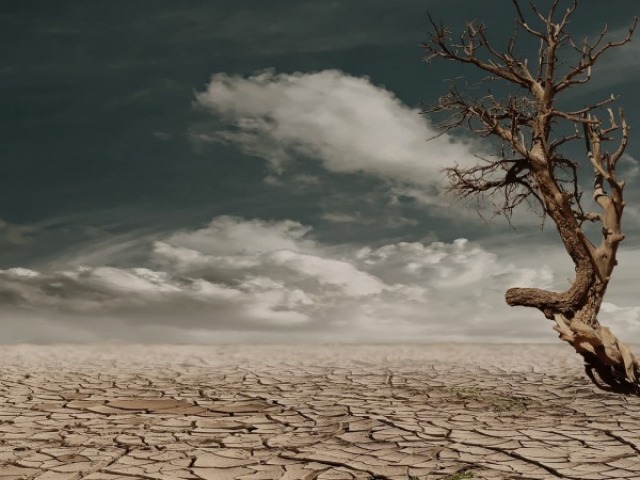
[423,0,639,393]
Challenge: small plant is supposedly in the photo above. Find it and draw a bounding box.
[450,386,531,412]
[407,471,474,480]
[445,471,474,480]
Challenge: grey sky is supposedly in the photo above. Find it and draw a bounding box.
[1,1,640,343]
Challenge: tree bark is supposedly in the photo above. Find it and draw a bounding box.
[505,147,639,393]
[505,186,638,391]
[423,0,639,393]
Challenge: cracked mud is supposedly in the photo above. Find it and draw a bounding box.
[1,344,640,479]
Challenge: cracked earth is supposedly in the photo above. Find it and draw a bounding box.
[1,344,640,480]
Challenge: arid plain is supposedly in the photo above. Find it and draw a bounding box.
[1,344,640,480]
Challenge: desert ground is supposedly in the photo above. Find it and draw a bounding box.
[1,344,639,480]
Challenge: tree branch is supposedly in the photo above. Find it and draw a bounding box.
[556,18,637,92]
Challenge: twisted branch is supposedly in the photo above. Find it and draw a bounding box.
[424,1,639,392]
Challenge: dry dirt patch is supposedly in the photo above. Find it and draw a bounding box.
[0,344,639,479]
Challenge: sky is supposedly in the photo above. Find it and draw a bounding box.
[1,0,640,344]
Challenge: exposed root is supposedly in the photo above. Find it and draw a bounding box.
[553,314,640,394]
[584,362,640,394]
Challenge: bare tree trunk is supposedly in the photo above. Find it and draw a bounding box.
[507,159,639,393]
[422,0,639,393]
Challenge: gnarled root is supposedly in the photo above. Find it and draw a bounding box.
[553,314,640,394]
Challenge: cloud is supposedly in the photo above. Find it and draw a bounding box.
[3,215,615,344]
[193,69,571,228]
[0,219,43,245]
[321,210,418,228]
[160,216,317,257]
[2,217,639,345]
[621,153,640,183]
[193,69,480,206]
[601,302,640,335]
[562,25,640,94]
[154,0,453,56]
[322,212,365,224]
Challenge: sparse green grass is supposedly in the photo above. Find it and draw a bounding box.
[449,386,531,412]
[444,471,474,480]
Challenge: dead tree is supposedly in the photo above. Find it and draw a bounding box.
[423,0,640,393]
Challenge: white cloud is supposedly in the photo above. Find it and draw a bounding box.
[8,215,631,344]
[193,69,571,228]
[355,238,553,289]
[601,302,640,334]
[161,215,317,256]
[194,69,480,206]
